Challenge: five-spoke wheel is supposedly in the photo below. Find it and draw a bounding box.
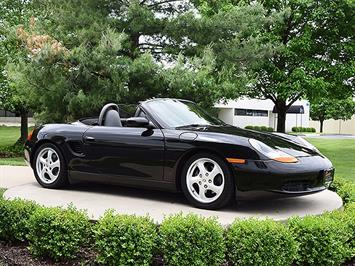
[181,153,234,209]
[36,147,61,184]
[33,143,68,188]
[186,158,225,203]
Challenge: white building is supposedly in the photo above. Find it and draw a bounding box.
[215,98,310,132]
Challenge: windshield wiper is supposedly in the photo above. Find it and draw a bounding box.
[175,124,210,129]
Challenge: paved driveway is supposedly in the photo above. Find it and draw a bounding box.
[0,166,343,225]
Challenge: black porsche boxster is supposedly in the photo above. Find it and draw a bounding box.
[24,98,334,209]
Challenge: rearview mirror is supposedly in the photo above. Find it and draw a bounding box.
[126,117,154,129]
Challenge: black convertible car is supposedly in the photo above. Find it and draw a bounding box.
[24,98,334,209]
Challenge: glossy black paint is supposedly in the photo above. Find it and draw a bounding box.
[25,98,334,194]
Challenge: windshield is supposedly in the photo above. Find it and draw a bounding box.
[144,99,224,128]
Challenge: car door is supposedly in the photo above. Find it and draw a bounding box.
[81,126,165,181]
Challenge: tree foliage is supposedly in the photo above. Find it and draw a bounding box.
[7,0,272,122]
[194,0,355,132]
[311,98,355,132]
[0,0,38,141]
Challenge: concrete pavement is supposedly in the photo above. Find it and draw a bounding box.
[0,165,343,225]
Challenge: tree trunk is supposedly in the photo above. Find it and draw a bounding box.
[320,119,324,133]
[276,100,287,133]
[20,110,28,143]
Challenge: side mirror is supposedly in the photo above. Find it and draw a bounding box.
[126,117,154,129]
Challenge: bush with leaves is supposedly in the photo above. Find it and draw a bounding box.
[245,125,273,132]
[159,214,225,266]
[325,203,355,260]
[226,219,297,266]
[329,176,354,205]
[291,127,316,133]
[0,198,38,242]
[27,206,92,261]
[288,215,350,265]
[95,211,158,266]
[0,188,5,198]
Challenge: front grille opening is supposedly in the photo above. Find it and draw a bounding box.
[282,181,310,192]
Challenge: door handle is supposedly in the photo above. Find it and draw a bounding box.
[84,136,95,142]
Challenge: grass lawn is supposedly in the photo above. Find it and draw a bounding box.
[0,126,21,147]
[0,157,26,166]
[307,138,355,183]
[0,126,27,166]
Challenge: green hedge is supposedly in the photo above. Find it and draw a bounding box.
[288,215,350,265]
[0,198,38,242]
[325,203,355,261]
[95,211,157,266]
[0,177,353,265]
[159,214,225,266]
[329,176,355,205]
[27,206,92,261]
[291,126,316,132]
[245,125,273,132]
[226,219,297,266]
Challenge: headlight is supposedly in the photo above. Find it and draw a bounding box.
[249,138,298,163]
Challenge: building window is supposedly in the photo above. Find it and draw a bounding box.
[235,109,268,117]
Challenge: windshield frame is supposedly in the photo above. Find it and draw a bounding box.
[140,98,225,129]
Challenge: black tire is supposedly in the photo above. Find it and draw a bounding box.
[33,143,68,189]
[181,152,235,210]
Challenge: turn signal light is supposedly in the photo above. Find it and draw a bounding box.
[27,129,34,141]
[226,158,246,164]
[273,156,298,163]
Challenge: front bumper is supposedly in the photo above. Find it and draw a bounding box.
[232,155,334,194]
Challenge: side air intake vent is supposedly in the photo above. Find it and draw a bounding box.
[255,161,267,169]
[68,141,83,154]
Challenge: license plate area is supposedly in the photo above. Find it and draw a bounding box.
[323,168,334,186]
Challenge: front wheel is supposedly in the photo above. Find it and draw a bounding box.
[181,153,235,210]
[33,143,68,188]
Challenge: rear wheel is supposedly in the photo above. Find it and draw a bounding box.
[33,143,68,188]
[181,153,235,210]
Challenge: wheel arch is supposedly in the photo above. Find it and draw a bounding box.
[30,139,67,167]
[175,147,236,191]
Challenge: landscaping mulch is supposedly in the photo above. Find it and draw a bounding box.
[0,242,96,266]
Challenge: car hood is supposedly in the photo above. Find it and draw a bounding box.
[183,125,318,157]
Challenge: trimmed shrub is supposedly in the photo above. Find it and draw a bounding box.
[329,176,355,205]
[288,215,350,265]
[245,125,274,132]
[28,206,92,261]
[160,214,225,266]
[95,211,157,266]
[226,219,297,266]
[291,127,316,133]
[0,198,38,242]
[325,203,355,260]
[0,188,5,198]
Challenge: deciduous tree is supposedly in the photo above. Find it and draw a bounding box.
[311,98,355,133]
[0,0,36,141]
[194,0,355,132]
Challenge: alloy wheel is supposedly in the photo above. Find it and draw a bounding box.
[36,147,61,184]
[186,158,225,203]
